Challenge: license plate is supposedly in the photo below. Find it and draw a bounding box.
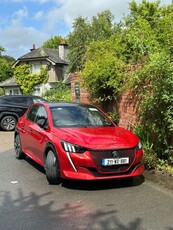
[102,157,129,166]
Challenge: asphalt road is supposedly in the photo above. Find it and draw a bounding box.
[0,150,173,230]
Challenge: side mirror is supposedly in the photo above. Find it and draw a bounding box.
[36,117,48,129]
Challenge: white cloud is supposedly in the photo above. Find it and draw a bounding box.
[13,6,28,19]
[44,0,130,31]
[34,11,44,20]
[0,25,49,58]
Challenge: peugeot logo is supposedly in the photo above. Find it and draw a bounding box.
[112,150,119,158]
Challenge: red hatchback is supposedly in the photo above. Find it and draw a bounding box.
[14,102,144,184]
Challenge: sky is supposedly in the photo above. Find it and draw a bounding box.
[0,0,171,59]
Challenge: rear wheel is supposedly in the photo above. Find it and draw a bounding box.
[1,116,17,131]
[14,133,25,159]
[45,150,61,184]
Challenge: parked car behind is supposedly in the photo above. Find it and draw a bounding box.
[14,102,144,184]
[0,95,47,131]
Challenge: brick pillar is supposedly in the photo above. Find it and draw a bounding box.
[70,73,91,104]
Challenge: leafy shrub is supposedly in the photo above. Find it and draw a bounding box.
[134,124,158,170]
[128,52,173,160]
[107,111,119,124]
[43,82,72,102]
[14,64,48,95]
[0,87,4,95]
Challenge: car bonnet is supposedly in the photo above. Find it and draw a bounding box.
[53,126,139,150]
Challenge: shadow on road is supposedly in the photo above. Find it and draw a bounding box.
[0,188,147,230]
[25,156,45,174]
[62,175,145,191]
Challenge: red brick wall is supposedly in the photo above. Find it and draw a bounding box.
[118,90,140,130]
[70,73,139,130]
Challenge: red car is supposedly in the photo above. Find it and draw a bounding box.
[14,102,144,184]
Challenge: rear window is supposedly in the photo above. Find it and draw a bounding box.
[13,97,30,105]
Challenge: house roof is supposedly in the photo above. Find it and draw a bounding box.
[13,47,68,67]
[0,77,19,87]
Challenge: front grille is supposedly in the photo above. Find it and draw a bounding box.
[84,164,138,177]
[89,148,136,173]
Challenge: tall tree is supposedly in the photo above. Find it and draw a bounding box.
[0,59,14,82]
[67,17,91,73]
[156,5,173,55]
[90,10,114,41]
[42,35,66,49]
[0,45,14,82]
[126,0,162,28]
[2,55,15,63]
[0,45,5,56]
[67,10,114,73]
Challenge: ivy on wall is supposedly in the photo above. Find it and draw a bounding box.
[14,64,48,94]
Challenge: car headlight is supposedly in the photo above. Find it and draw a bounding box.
[61,141,86,153]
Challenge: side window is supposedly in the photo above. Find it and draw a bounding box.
[26,105,39,122]
[35,105,48,123]
[13,97,30,106]
[4,97,14,104]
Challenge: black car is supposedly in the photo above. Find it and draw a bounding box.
[0,95,47,131]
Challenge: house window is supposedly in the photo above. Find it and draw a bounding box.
[8,88,19,95]
[30,64,41,74]
[13,89,19,95]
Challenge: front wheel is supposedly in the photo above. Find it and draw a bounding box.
[1,116,17,131]
[14,133,25,159]
[45,150,61,184]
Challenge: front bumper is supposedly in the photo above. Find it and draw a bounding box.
[61,163,144,180]
[60,147,144,180]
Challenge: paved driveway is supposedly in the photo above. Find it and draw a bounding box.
[0,131,14,153]
[1,150,173,230]
[1,130,173,191]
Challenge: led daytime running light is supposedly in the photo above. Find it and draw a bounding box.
[61,141,86,153]
[64,142,76,152]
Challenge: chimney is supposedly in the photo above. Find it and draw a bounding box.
[30,44,36,51]
[59,40,68,61]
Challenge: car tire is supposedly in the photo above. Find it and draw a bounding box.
[45,150,61,184]
[1,116,17,131]
[14,133,25,159]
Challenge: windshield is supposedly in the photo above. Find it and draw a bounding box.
[50,105,114,128]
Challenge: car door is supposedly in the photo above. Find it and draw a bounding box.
[21,104,39,154]
[26,105,49,164]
